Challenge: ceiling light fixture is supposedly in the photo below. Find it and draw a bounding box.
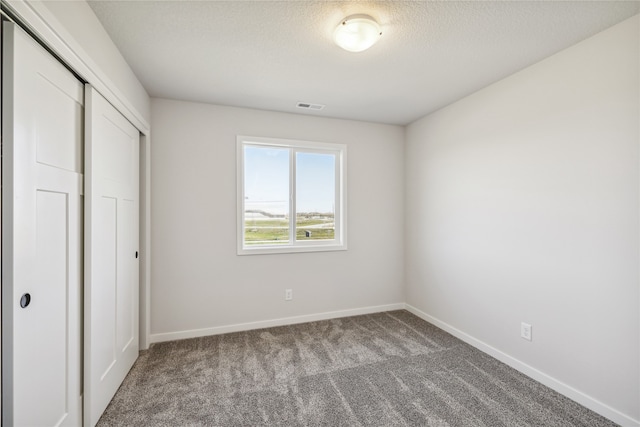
[333,14,382,53]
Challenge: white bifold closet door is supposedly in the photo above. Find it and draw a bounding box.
[1,21,83,426]
[84,86,140,427]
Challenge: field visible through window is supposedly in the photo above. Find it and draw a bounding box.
[244,211,335,245]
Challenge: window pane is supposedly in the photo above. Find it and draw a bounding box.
[295,152,335,241]
[244,146,290,245]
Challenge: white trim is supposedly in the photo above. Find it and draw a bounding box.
[404,304,640,427]
[236,135,347,255]
[150,303,405,344]
[139,134,151,350]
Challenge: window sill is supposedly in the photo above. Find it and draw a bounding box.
[237,243,347,256]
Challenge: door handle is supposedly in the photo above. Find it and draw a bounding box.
[20,293,31,308]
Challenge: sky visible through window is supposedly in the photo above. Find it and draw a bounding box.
[244,146,335,215]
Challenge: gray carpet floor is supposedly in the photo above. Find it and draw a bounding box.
[97,310,616,426]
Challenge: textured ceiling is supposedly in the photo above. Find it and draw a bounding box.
[87,1,640,125]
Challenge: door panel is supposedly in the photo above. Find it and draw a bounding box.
[94,196,118,379]
[118,199,136,352]
[2,21,83,427]
[85,86,140,427]
[24,190,69,426]
[34,73,84,172]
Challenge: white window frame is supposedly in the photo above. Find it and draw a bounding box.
[237,135,347,255]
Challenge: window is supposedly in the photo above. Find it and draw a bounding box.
[237,135,347,255]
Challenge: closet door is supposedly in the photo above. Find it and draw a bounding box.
[84,86,140,426]
[1,21,83,426]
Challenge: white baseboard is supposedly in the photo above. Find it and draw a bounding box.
[150,303,405,344]
[404,304,640,427]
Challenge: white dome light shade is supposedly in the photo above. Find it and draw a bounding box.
[333,14,382,53]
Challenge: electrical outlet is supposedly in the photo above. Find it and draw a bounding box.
[521,322,532,341]
[285,289,293,301]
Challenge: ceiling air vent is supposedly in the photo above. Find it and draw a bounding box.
[297,102,325,111]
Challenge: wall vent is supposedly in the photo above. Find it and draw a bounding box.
[297,102,325,110]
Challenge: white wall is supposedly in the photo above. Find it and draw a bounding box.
[150,99,405,340]
[405,15,639,425]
